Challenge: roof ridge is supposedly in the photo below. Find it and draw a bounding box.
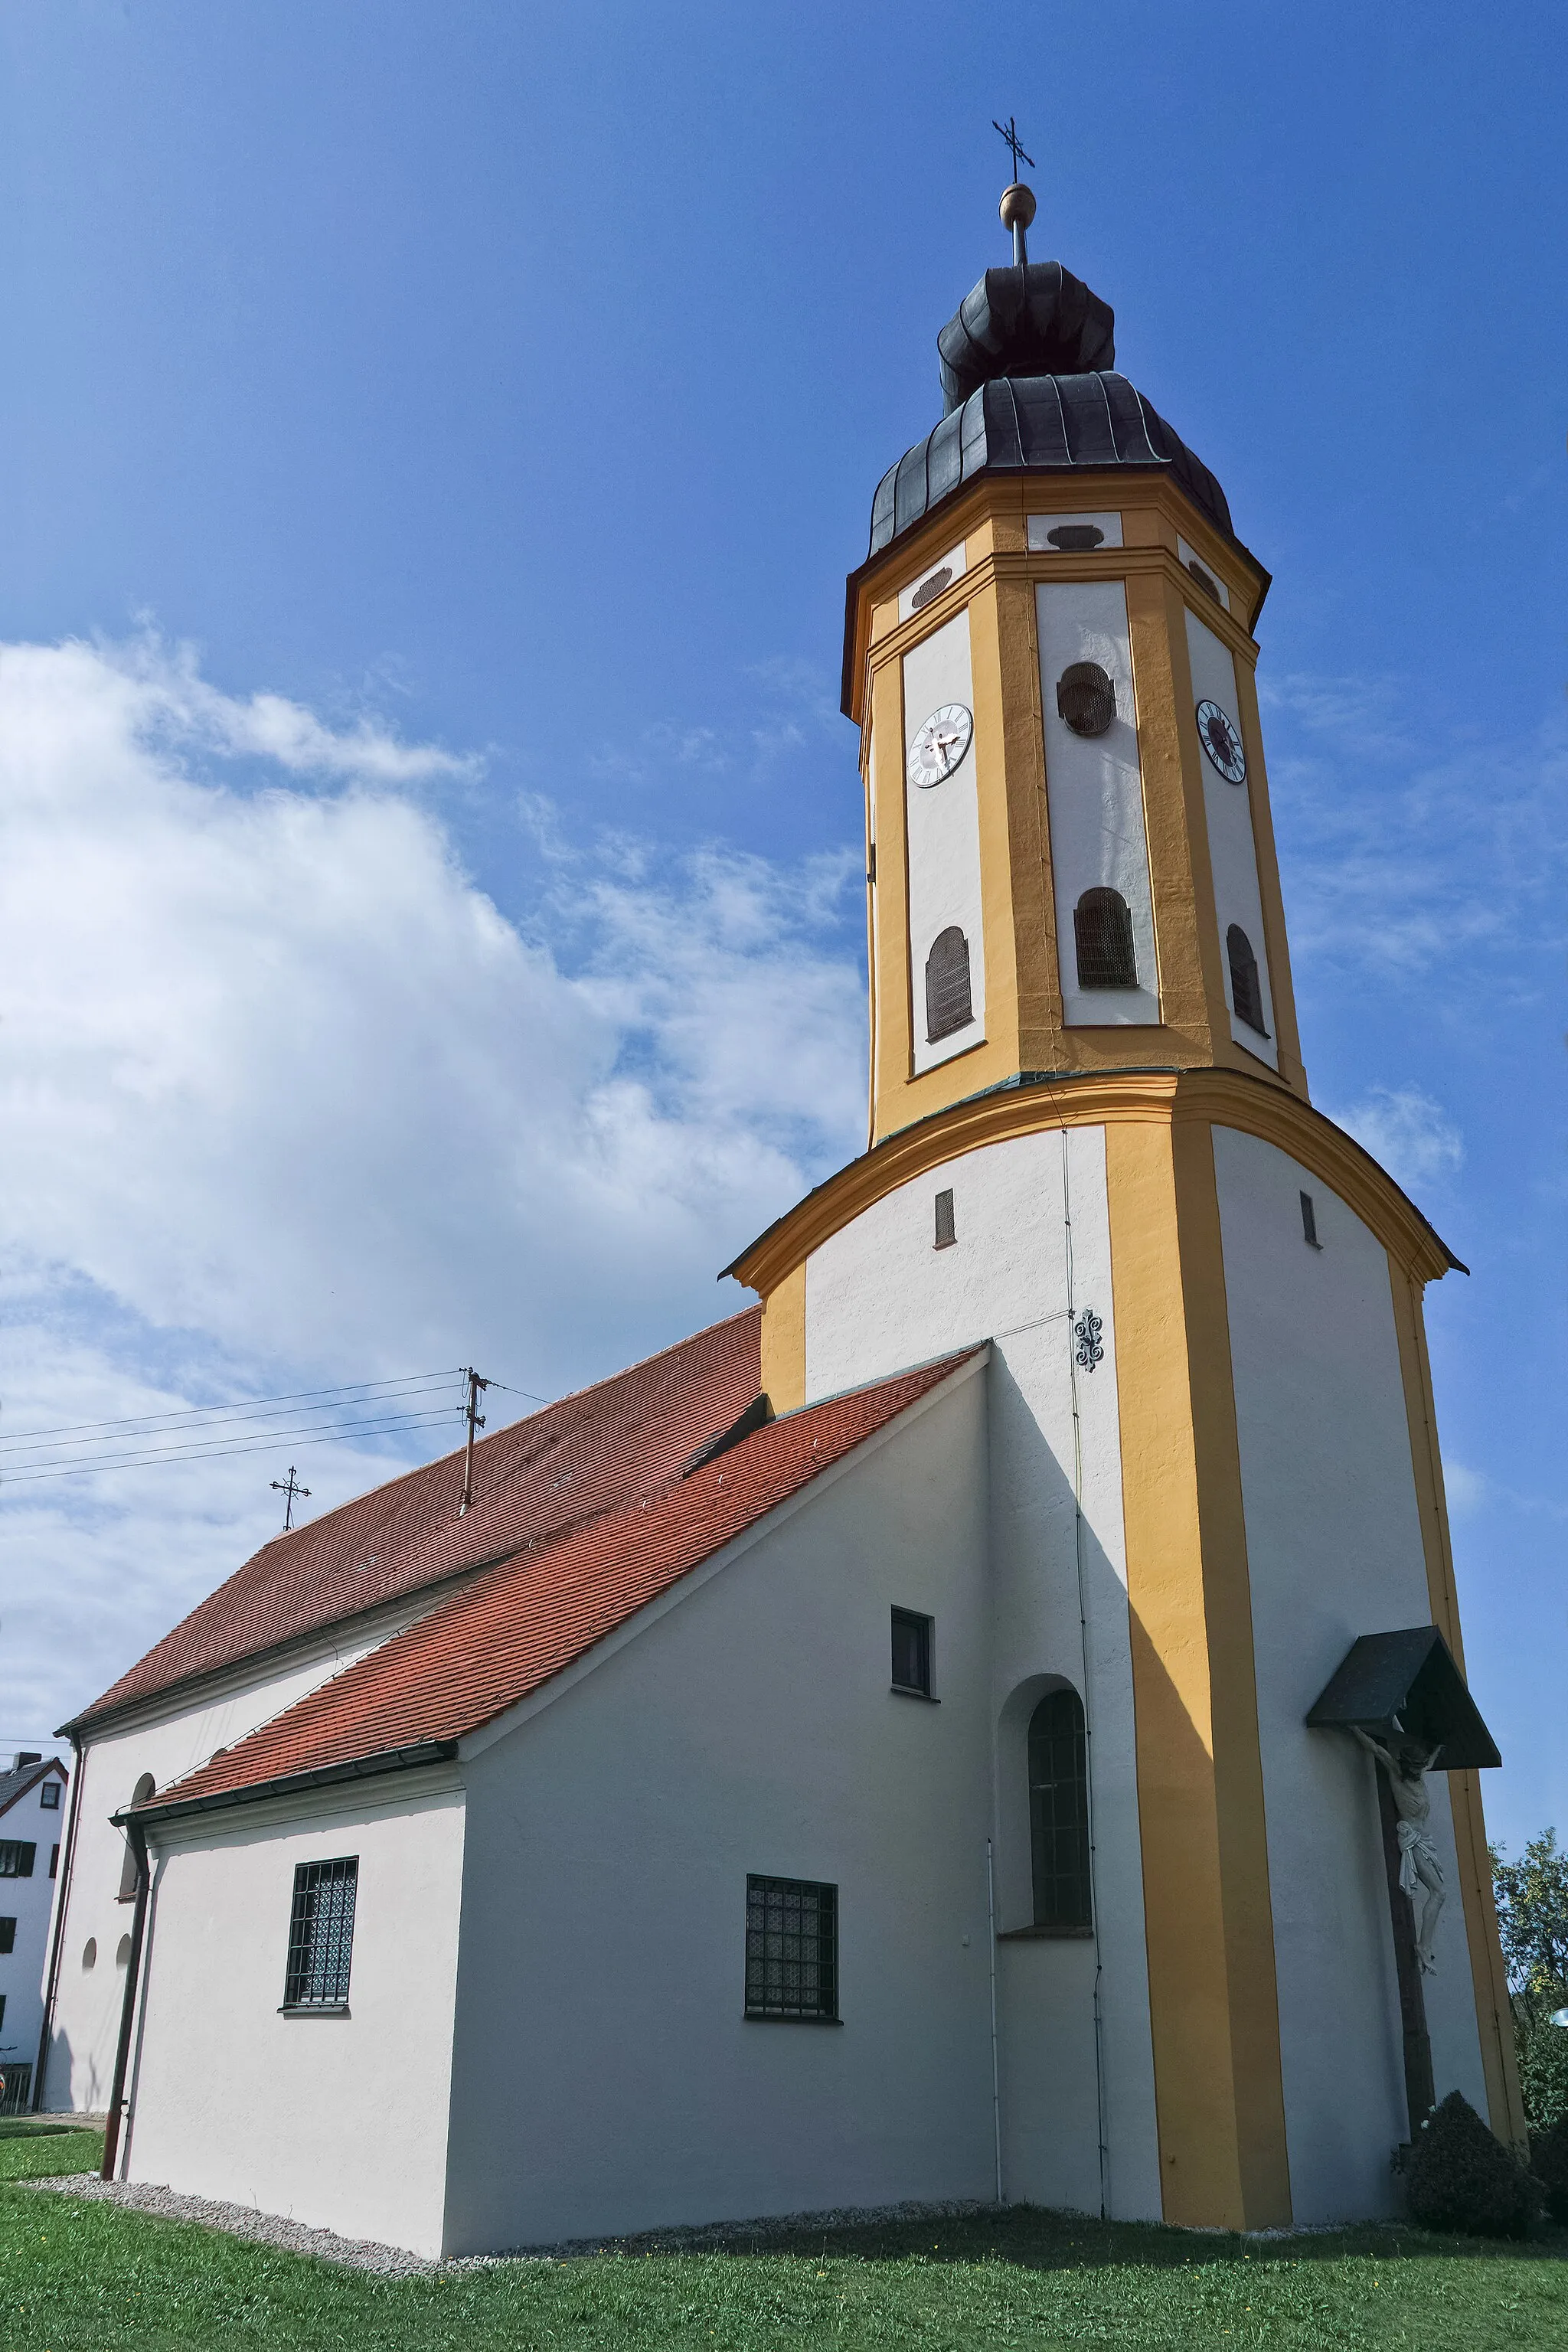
[136,1346,982,1820]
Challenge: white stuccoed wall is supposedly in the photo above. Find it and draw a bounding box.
[123,1776,466,2257]
[803,1126,1161,2221]
[902,608,986,1073]
[1184,611,1278,1070]
[443,1370,997,2254]
[45,1595,450,2115]
[1036,581,1161,1027]
[1212,1125,1488,2218]
[0,1770,67,2095]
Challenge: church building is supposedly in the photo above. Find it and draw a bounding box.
[38,175,1523,2258]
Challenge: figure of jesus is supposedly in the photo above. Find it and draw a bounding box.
[1354,1728,1446,1975]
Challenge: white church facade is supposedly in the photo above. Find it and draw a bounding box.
[39,182,1522,2257]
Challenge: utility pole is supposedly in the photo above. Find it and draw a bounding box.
[269,1467,311,1531]
[458,1369,489,1516]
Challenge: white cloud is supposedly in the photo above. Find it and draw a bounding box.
[1330,1085,1465,1194]
[1442,1463,1487,1516]
[0,635,866,1737]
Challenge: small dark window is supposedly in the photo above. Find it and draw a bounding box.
[0,1843,36,1880]
[0,1919,15,1954]
[744,1876,838,2021]
[49,1844,59,1880]
[925,927,973,1042]
[933,1188,956,1249]
[1074,888,1138,991]
[1226,925,1269,1035]
[40,1780,60,1810]
[283,1857,358,2011]
[0,1995,6,2032]
[1300,1191,1322,1250]
[1029,1689,1092,1930]
[891,1609,933,1696]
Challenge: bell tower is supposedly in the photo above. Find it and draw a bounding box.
[727,168,1521,2233]
[842,179,1306,1146]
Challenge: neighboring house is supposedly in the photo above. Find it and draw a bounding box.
[0,1752,67,2112]
[40,191,1521,2256]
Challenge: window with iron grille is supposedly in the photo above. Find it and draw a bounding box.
[0,1843,35,1880]
[745,1876,838,2021]
[283,1857,358,2011]
[891,1608,933,1697]
[1028,1689,1092,1930]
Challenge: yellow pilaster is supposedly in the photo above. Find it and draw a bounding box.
[1106,1111,1292,2230]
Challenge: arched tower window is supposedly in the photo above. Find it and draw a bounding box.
[925,926,973,1043]
[118,1773,155,1899]
[1226,924,1269,1036]
[1028,1688,1091,1929]
[1073,888,1138,990]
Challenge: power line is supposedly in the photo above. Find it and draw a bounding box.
[0,1370,466,1449]
[0,1408,463,1485]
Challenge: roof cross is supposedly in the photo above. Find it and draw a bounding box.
[992,115,1035,184]
[270,1465,311,1531]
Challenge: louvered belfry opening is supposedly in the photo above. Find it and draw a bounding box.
[1073,887,1138,991]
[1226,923,1269,1035]
[925,926,973,1041]
[1029,1687,1092,1930]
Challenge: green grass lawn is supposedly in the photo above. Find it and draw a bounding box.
[2,2127,1564,2351]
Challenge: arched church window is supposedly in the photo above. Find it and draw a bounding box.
[1029,1687,1091,1929]
[117,1774,154,1900]
[1226,925,1269,1036]
[1073,888,1138,991]
[925,927,973,1043]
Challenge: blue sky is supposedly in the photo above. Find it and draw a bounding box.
[0,3,1562,1856]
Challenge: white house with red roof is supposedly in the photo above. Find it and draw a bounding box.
[1,1750,67,2112]
[41,181,1521,2253]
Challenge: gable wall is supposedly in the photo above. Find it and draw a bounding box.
[443,1373,995,2255]
[118,1774,465,2257]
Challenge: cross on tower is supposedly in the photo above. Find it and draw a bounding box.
[992,115,1035,185]
[270,1465,311,1530]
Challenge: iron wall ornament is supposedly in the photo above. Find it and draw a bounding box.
[908,702,973,787]
[1073,1308,1104,1371]
[1196,698,1246,784]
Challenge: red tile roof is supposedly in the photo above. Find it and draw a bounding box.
[136,1348,979,1818]
[70,1311,766,1733]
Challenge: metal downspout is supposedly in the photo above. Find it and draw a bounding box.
[31,1733,84,2112]
[100,1821,149,2180]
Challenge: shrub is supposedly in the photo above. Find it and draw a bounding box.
[1403,2092,1539,2238]
[1516,2014,1568,2135]
[1532,2114,1568,2225]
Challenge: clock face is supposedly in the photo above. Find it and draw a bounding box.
[908,703,973,789]
[1196,699,1246,785]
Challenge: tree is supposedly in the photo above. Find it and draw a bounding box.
[1491,1828,1568,2133]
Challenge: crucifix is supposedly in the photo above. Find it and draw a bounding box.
[992,114,1035,185]
[270,1465,311,1531]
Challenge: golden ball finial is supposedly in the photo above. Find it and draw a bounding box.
[999,182,1037,233]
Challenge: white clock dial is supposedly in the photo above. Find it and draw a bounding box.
[1195,698,1246,786]
[908,702,973,788]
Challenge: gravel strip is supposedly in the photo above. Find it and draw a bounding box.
[29,2177,1001,2275]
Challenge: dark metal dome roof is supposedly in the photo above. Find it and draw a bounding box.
[867,259,1236,557]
